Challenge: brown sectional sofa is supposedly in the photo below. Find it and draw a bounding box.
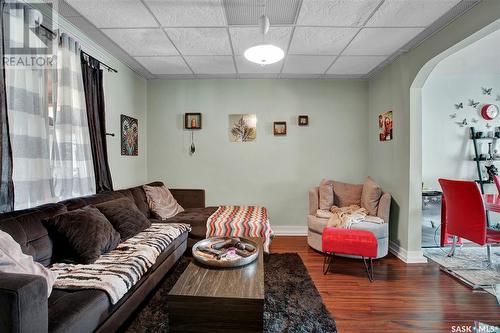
[0,181,210,333]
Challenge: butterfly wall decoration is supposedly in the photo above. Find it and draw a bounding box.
[471,118,478,123]
[482,87,492,95]
[456,118,468,127]
[449,113,457,119]
[454,102,463,110]
[468,99,480,108]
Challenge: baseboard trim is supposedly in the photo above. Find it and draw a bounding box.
[273,226,308,236]
[389,241,428,264]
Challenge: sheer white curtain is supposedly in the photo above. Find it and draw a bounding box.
[52,34,95,200]
[6,5,96,208]
[6,67,56,209]
[5,4,55,209]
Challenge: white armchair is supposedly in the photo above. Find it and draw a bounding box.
[307,182,391,259]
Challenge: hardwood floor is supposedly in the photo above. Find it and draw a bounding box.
[270,236,500,333]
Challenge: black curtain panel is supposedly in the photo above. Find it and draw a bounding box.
[0,1,14,212]
[81,53,113,193]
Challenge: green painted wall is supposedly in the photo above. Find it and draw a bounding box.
[147,79,368,229]
[103,66,148,189]
[367,0,500,254]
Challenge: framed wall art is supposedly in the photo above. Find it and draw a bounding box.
[273,121,287,136]
[121,114,138,156]
[298,115,309,126]
[229,114,257,142]
[185,113,202,129]
[378,111,393,141]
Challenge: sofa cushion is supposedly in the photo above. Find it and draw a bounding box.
[349,221,388,240]
[361,177,382,216]
[120,187,150,218]
[159,206,218,238]
[59,192,125,211]
[48,289,110,333]
[318,179,334,210]
[308,215,329,234]
[45,206,121,264]
[48,229,187,333]
[332,181,363,207]
[0,203,67,266]
[308,216,388,240]
[94,197,151,240]
[143,185,184,220]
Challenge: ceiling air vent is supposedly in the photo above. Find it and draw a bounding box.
[223,0,302,25]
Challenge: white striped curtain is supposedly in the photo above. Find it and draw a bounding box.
[5,5,96,209]
[52,34,95,201]
[6,65,55,209]
[5,5,55,209]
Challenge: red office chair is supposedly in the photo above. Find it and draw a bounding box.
[439,178,500,266]
[494,175,500,194]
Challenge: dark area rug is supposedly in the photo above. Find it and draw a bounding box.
[122,253,337,333]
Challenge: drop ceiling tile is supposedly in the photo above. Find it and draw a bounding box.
[343,27,424,55]
[366,0,461,27]
[65,0,158,28]
[102,29,178,56]
[235,56,283,74]
[296,0,382,27]
[327,55,386,74]
[135,56,192,75]
[144,0,226,27]
[282,55,334,74]
[64,16,154,79]
[185,56,236,74]
[288,27,358,55]
[229,27,292,55]
[165,28,232,55]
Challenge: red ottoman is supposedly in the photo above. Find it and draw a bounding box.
[322,227,378,282]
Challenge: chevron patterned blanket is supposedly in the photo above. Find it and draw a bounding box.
[206,205,274,252]
[50,223,190,304]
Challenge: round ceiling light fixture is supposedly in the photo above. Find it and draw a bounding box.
[244,13,284,66]
[244,44,284,65]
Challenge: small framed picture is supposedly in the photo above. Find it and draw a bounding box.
[378,111,393,141]
[273,121,287,136]
[185,113,202,130]
[298,115,309,126]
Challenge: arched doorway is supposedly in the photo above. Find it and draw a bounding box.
[409,19,500,251]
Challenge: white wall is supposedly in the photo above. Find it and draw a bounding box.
[147,79,368,228]
[422,29,500,190]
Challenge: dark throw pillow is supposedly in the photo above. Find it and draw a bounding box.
[94,197,151,241]
[46,206,121,264]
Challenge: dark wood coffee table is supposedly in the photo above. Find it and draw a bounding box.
[168,237,264,333]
